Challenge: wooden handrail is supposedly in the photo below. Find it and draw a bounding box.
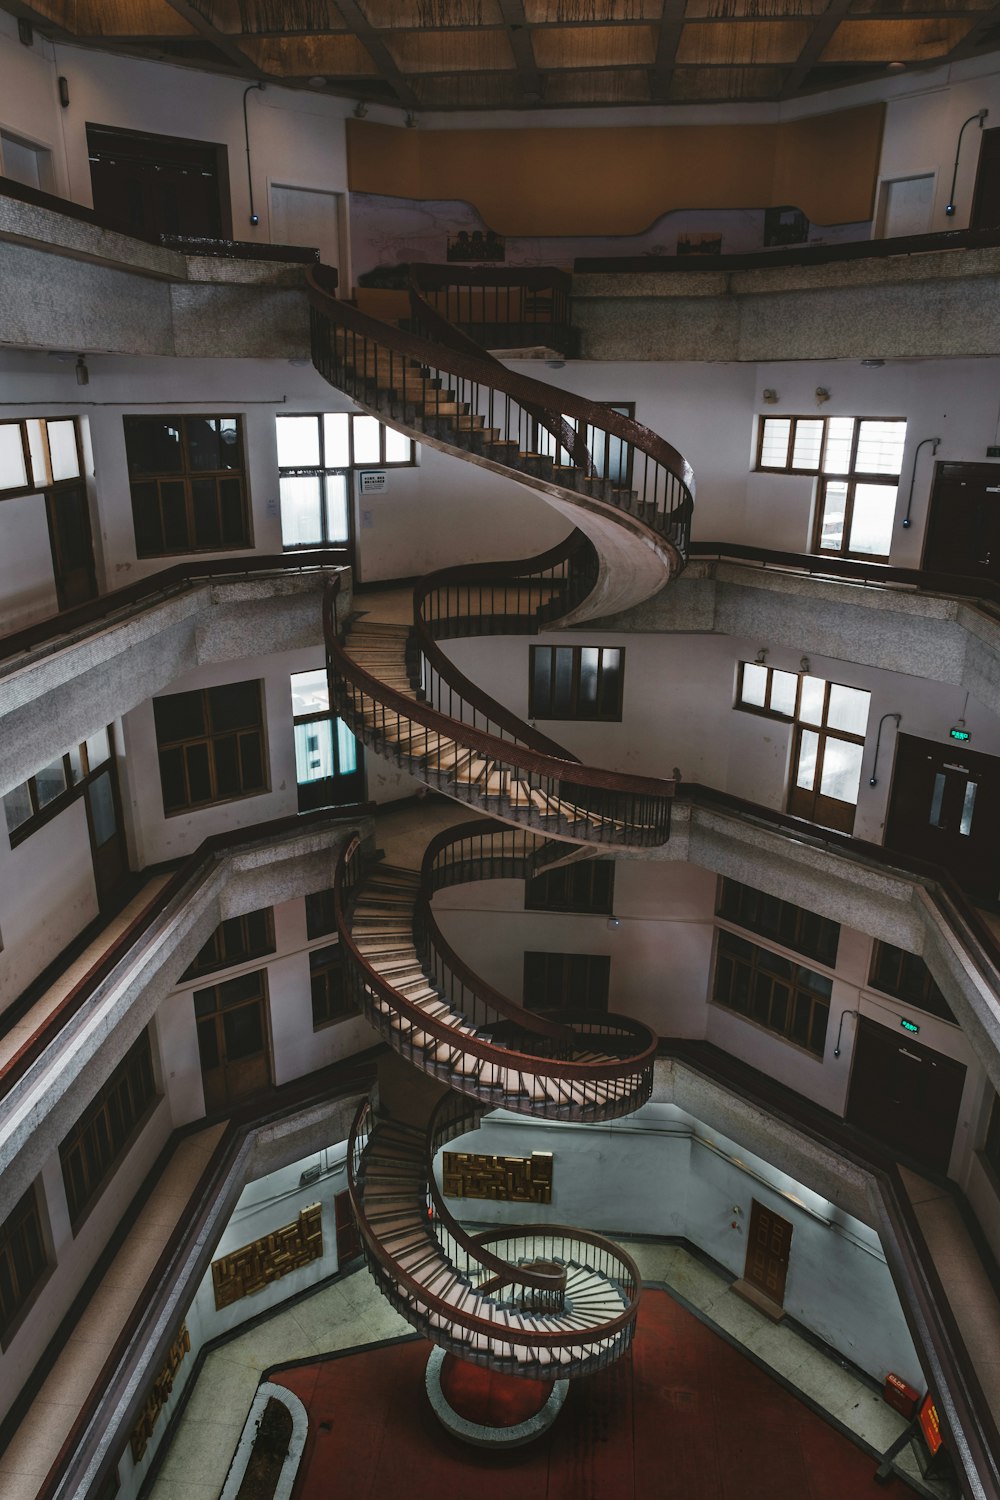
[409,264,572,292]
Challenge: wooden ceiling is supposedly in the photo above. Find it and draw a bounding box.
[7,0,1000,107]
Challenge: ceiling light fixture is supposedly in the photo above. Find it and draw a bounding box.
[405,112,418,129]
[75,356,89,387]
[307,76,326,90]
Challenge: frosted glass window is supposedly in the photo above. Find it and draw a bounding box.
[295,721,335,783]
[85,727,111,770]
[791,419,824,471]
[929,772,946,828]
[337,718,358,774]
[276,415,320,468]
[827,683,870,736]
[960,781,977,836]
[3,783,32,834]
[770,670,798,717]
[740,663,768,707]
[855,420,905,476]
[796,730,819,790]
[34,757,67,808]
[579,647,600,708]
[67,745,85,784]
[799,676,826,726]
[819,739,864,804]
[25,420,47,487]
[848,483,896,556]
[759,418,791,468]
[88,770,117,845]
[323,414,351,468]
[47,420,81,481]
[291,669,329,717]
[324,475,349,544]
[0,424,27,491]
[353,416,381,466]
[822,418,855,475]
[280,476,323,547]
[384,425,412,464]
[819,481,847,550]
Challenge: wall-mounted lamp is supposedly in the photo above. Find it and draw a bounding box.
[243,82,266,227]
[17,18,32,45]
[75,356,89,387]
[799,656,811,675]
[353,101,369,119]
[754,647,768,665]
[307,76,326,90]
[762,388,779,405]
[901,436,941,528]
[815,386,830,405]
[861,358,884,369]
[945,109,988,217]
[404,112,418,129]
[868,711,901,786]
[58,76,70,109]
[607,917,621,931]
[833,1008,859,1058]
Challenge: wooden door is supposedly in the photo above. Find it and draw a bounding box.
[84,762,129,912]
[195,971,272,1113]
[971,127,1000,229]
[86,124,230,242]
[744,1200,793,1308]
[45,482,97,610]
[885,733,1000,904]
[334,1190,362,1264]
[923,462,1000,583]
[847,1017,967,1174]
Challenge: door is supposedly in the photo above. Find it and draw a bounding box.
[45,482,98,610]
[877,174,935,239]
[923,462,1000,583]
[87,124,230,241]
[885,733,1000,904]
[971,126,1000,229]
[847,1017,966,1174]
[195,970,273,1113]
[84,761,129,912]
[334,1189,362,1264]
[744,1200,793,1308]
[270,184,342,269]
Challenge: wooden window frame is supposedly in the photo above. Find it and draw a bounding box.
[711,930,831,1059]
[867,940,956,1024]
[734,661,798,722]
[123,414,252,559]
[715,877,840,968]
[291,673,363,812]
[309,943,356,1029]
[305,888,337,941]
[180,908,276,982]
[525,859,615,915]
[153,681,269,816]
[522,951,611,1016]
[0,416,85,501]
[3,726,115,849]
[59,1029,158,1228]
[529,644,625,722]
[787,677,870,833]
[0,1184,50,1349]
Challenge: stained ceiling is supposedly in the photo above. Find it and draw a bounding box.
[5,0,1000,108]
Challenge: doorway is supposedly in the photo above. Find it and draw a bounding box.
[971,126,1000,228]
[334,1189,362,1264]
[270,183,343,270]
[84,751,129,912]
[847,1016,966,1174]
[885,733,1000,904]
[86,124,231,242]
[744,1199,793,1309]
[45,481,98,610]
[0,128,55,193]
[923,461,1000,583]
[195,970,273,1113]
[876,174,935,239]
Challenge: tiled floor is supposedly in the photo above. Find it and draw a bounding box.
[147,1243,945,1500]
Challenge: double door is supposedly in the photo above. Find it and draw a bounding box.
[923,462,1000,584]
[847,1017,966,1174]
[886,733,1000,904]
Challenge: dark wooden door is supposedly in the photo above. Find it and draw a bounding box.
[86,124,230,242]
[744,1200,793,1308]
[885,733,1000,904]
[923,462,1000,582]
[84,763,129,911]
[334,1189,362,1264]
[847,1017,966,1174]
[195,972,272,1113]
[45,482,97,610]
[971,127,1000,229]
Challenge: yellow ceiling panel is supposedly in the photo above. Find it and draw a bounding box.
[685,0,826,16]
[413,72,526,104]
[543,67,652,100]
[670,63,787,95]
[821,16,974,57]
[238,34,379,72]
[531,23,658,66]
[384,29,517,71]
[24,0,196,33]
[358,0,505,25]
[524,0,663,19]
[677,19,809,61]
[193,0,346,31]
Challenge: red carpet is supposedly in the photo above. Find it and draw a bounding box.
[271,1289,922,1500]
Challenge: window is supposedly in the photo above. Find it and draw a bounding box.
[305,888,337,941]
[712,931,831,1058]
[291,670,362,810]
[868,941,956,1023]
[60,1029,158,1226]
[523,951,610,1015]
[0,1185,48,1346]
[153,681,268,815]
[310,944,355,1028]
[525,859,615,915]
[0,417,82,497]
[3,726,114,847]
[735,664,871,834]
[985,1092,1000,1180]
[756,414,906,562]
[123,415,251,557]
[194,970,269,1078]
[716,878,840,967]
[529,645,624,721]
[180,908,275,981]
[276,413,413,551]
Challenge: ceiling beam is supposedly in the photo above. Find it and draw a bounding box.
[649,0,688,105]
[779,0,854,99]
[497,0,543,103]
[161,0,269,73]
[329,0,419,108]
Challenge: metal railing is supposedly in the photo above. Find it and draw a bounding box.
[409,263,576,355]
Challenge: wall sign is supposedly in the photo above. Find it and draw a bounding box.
[442,1150,553,1203]
[359,470,387,494]
[900,1018,920,1035]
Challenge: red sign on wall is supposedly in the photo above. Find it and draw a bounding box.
[919,1392,943,1455]
[883,1372,918,1420]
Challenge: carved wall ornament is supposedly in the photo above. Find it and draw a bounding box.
[442,1151,553,1203]
[129,1323,191,1464]
[211,1204,323,1310]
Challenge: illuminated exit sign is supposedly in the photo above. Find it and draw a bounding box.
[949,726,971,742]
[900,1018,920,1035]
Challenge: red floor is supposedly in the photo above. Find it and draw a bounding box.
[271,1289,923,1500]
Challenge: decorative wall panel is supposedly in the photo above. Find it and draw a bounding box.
[442,1151,553,1203]
[129,1323,191,1463]
[211,1204,323,1310]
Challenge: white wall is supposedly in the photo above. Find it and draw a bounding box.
[0,798,98,1009]
[0,492,57,630]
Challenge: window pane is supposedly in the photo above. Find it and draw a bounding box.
[598,649,622,715]
[84,727,111,771]
[47,421,81,482]
[280,475,323,547]
[532,648,552,716]
[929,772,946,828]
[770,669,797,717]
[324,474,349,544]
[190,478,221,549]
[819,737,864,804]
[384,425,411,464]
[3,783,32,834]
[822,417,854,475]
[295,720,335,783]
[125,418,181,475]
[579,647,599,708]
[276,415,321,469]
[67,744,85,784]
[759,418,790,468]
[791,419,824,471]
[211,681,261,732]
[796,729,819,791]
[26,421,48,486]
[827,683,870,736]
[88,770,117,845]
[154,690,205,742]
[336,717,358,774]
[960,780,977,836]
[855,420,905,476]
[848,482,896,557]
[291,669,330,716]
[819,480,847,551]
[0,424,27,490]
[352,416,381,465]
[223,1004,264,1061]
[799,676,825,726]
[323,413,351,468]
[34,758,68,808]
[188,417,240,471]
[553,648,574,714]
[740,663,767,708]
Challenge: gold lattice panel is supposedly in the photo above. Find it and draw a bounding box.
[129,1324,191,1464]
[442,1150,553,1203]
[211,1203,323,1310]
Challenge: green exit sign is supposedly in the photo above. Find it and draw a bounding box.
[900,1018,920,1035]
[949,727,971,742]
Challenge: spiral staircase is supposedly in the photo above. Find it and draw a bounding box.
[308,265,695,1383]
